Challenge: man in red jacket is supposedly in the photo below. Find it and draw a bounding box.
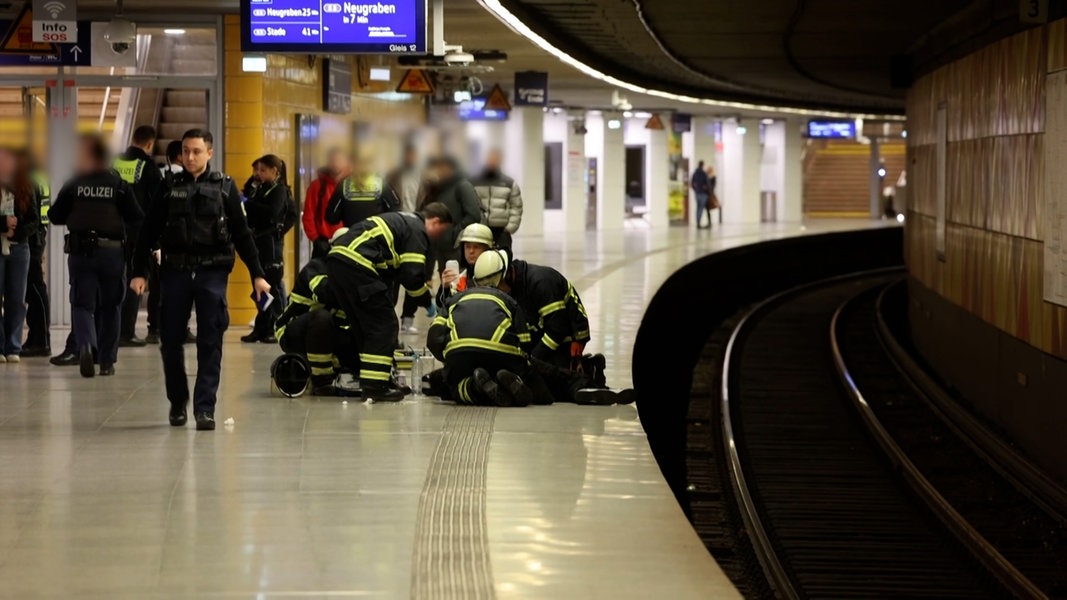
[303,148,349,258]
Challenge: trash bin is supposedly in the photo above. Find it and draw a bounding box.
[761,191,777,223]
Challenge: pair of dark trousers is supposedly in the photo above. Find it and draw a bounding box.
[279,309,359,386]
[69,247,126,365]
[24,240,49,348]
[158,267,230,415]
[326,260,396,385]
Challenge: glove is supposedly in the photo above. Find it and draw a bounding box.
[313,237,331,256]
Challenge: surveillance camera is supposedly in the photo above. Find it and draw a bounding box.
[104,17,137,53]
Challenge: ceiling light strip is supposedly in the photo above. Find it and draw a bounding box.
[476,0,904,121]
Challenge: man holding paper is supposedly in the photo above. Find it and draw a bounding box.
[129,129,270,431]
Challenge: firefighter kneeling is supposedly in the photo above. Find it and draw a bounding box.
[272,229,360,397]
[425,250,635,407]
[427,285,537,407]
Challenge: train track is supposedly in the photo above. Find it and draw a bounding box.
[719,273,1001,598]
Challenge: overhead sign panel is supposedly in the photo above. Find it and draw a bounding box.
[32,0,77,43]
[0,11,92,66]
[806,120,856,139]
[514,71,547,106]
[242,0,427,54]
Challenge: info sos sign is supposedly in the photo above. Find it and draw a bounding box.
[33,20,75,43]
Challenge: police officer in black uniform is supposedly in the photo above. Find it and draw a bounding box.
[48,134,143,378]
[114,125,164,347]
[130,129,270,431]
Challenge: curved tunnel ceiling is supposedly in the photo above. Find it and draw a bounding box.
[490,0,1017,115]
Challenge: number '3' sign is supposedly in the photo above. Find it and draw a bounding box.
[1020,0,1048,23]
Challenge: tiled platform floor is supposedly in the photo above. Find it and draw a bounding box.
[0,220,887,598]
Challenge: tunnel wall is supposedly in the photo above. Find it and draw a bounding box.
[906,20,1067,480]
[633,228,904,513]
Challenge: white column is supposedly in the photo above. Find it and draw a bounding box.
[645,118,669,229]
[562,112,586,232]
[47,79,78,327]
[599,112,625,230]
[781,119,804,222]
[505,107,545,238]
[722,118,761,224]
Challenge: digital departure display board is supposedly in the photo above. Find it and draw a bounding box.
[459,98,508,122]
[242,0,427,54]
[807,120,856,139]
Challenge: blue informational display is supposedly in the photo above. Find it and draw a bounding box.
[242,0,426,54]
[459,98,507,122]
[807,120,856,139]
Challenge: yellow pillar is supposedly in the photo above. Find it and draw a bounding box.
[223,15,264,327]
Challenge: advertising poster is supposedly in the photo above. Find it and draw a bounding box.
[667,121,686,221]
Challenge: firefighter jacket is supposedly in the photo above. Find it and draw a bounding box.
[327,211,431,298]
[427,286,531,362]
[508,260,591,359]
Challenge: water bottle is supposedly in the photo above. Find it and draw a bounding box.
[410,350,423,396]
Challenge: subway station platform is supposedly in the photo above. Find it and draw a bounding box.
[0,219,885,598]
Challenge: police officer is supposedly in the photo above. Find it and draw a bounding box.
[21,153,51,356]
[426,285,535,407]
[114,125,165,347]
[242,154,291,344]
[275,238,359,396]
[327,204,452,401]
[48,134,143,378]
[324,148,394,227]
[129,128,270,431]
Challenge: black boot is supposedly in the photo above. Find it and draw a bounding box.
[472,368,511,407]
[496,370,533,407]
[79,347,95,378]
[361,382,406,402]
[99,363,116,376]
[574,388,636,406]
[195,413,216,431]
[169,400,188,427]
[582,354,607,387]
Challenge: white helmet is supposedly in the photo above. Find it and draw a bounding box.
[455,223,495,248]
[473,249,509,288]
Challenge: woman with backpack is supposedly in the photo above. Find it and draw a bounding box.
[242,154,295,343]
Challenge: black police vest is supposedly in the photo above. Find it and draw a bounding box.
[161,172,234,268]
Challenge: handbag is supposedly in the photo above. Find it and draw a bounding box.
[708,194,720,210]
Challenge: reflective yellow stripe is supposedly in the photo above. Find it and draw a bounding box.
[330,244,379,274]
[309,274,328,294]
[308,353,333,363]
[458,378,475,404]
[490,318,510,343]
[443,339,524,357]
[407,284,429,297]
[457,292,511,314]
[311,366,335,377]
[360,369,391,381]
[275,324,287,340]
[432,316,448,327]
[360,353,393,367]
[538,300,567,317]
[399,252,425,265]
[576,329,590,340]
[290,292,314,306]
[541,334,560,351]
[518,332,532,344]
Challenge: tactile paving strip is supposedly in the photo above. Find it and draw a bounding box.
[411,407,498,599]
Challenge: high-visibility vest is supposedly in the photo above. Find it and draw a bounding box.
[112,157,147,185]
